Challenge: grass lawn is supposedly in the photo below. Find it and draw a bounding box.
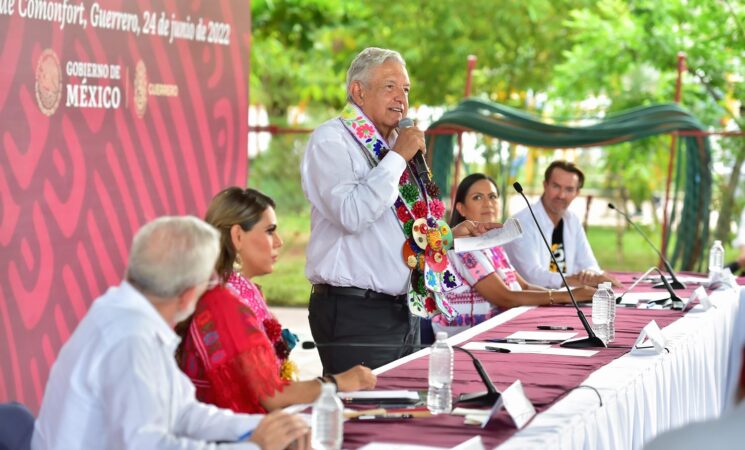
[260,209,690,307]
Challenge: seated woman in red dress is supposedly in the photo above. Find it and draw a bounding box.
[177,187,376,413]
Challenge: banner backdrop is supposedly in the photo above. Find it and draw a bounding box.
[0,0,250,411]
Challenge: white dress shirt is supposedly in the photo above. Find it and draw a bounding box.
[301,117,409,295]
[503,198,601,289]
[32,282,261,450]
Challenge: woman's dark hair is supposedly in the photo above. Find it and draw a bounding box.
[204,187,276,282]
[175,186,275,360]
[449,173,499,227]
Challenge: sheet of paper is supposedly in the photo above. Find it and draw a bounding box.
[451,407,490,417]
[358,437,485,450]
[644,320,667,353]
[536,347,598,357]
[692,286,713,310]
[501,379,536,429]
[676,275,709,284]
[463,341,597,357]
[454,218,523,253]
[341,390,419,400]
[358,444,448,450]
[505,331,577,341]
[619,291,670,306]
[632,320,667,354]
[463,341,552,354]
[643,275,708,285]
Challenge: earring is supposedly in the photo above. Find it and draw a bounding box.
[233,253,243,271]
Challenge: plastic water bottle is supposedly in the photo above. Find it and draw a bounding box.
[311,382,343,450]
[709,240,724,277]
[605,282,616,342]
[592,282,615,343]
[427,331,453,414]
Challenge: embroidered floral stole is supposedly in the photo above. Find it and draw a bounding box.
[339,103,459,319]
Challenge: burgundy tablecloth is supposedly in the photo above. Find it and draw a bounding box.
[343,272,695,448]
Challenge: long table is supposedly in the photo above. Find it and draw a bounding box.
[342,277,745,449]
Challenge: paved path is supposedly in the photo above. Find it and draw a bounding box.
[272,306,323,380]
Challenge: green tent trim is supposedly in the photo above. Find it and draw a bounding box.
[426,98,712,270]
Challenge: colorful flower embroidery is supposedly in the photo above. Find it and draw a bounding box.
[356,123,374,139]
[412,200,427,218]
[399,170,409,185]
[227,272,297,381]
[461,253,478,269]
[425,296,437,312]
[443,270,458,288]
[397,204,412,222]
[425,269,437,287]
[430,198,445,219]
[339,103,457,320]
[403,219,414,238]
[263,318,282,342]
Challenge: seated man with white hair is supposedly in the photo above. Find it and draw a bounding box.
[32,216,309,450]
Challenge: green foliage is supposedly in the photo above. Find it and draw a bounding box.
[255,208,312,306]
[249,0,745,272]
[554,0,744,124]
[249,133,310,213]
[601,136,669,212]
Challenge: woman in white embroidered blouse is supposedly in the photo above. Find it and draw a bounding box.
[432,174,595,337]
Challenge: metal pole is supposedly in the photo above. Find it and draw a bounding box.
[660,52,686,268]
[450,55,477,206]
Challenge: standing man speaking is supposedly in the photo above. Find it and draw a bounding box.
[301,47,496,373]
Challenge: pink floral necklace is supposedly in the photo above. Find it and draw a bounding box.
[226,272,295,380]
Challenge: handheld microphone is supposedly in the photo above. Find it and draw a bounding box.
[398,117,431,182]
[513,182,606,348]
[302,341,500,406]
[607,203,686,290]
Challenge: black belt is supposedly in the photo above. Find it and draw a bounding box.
[312,284,407,303]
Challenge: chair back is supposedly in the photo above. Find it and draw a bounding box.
[0,402,35,450]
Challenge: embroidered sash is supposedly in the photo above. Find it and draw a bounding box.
[339,103,459,320]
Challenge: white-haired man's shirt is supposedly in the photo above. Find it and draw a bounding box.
[33,281,261,450]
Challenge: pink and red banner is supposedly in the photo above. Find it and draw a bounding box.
[0,0,250,411]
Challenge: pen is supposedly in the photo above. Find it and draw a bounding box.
[237,430,253,442]
[357,414,414,420]
[487,338,555,345]
[537,325,574,331]
[485,346,511,353]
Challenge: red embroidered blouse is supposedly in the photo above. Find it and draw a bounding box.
[178,286,287,413]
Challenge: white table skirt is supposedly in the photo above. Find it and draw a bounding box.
[496,286,745,450]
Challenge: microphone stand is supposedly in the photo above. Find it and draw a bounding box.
[513,182,606,349]
[648,267,685,310]
[615,266,657,304]
[301,341,501,407]
[453,347,500,406]
[608,203,686,290]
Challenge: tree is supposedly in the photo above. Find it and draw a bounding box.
[248,0,594,211]
[551,0,744,249]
